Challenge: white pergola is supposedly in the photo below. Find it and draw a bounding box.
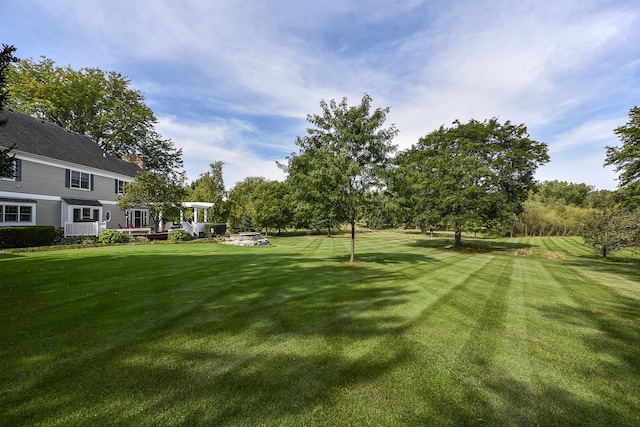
[180,202,215,224]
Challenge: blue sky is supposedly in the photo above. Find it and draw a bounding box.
[3,0,639,190]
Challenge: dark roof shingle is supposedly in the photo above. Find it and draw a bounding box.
[0,109,141,178]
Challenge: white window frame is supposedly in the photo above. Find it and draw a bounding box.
[70,170,91,190]
[116,179,127,195]
[72,206,103,222]
[0,202,36,225]
[0,160,18,181]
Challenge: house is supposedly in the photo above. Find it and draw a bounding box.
[0,108,147,236]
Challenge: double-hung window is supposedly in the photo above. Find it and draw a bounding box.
[0,201,35,225]
[1,159,21,181]
[115,179,127,195]
[71,170,91,189]
[66,169,93,190]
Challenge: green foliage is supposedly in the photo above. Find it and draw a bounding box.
[187,161,228,222]
[227,176,265,232]
[6,57,182,173]
[0,226,59,249]
[97,229,130,244]
[205,223,227,236]
[362,190,396,229]
[0,44,18,177]
[57,235,98,246]
[397,118,549,246]
[535,180,595,208]
[282,94,398,261]
[582,209,639,259]
[605,106,640,187]
[167,229,191,241]
[118,171,187,232]
[252,180,293,234]
[0,44,17,112]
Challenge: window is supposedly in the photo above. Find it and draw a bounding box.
[66,169,92,190]
[71,171,91,189]
[1,159,21,181]
[20,206,32,222]
[115,179,127,194]
[129,209,149,227]
[73,207,96,222]
[4,205,18,222]
[0,202,35,224]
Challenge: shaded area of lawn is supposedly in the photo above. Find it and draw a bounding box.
[1,245,425,425]
[1,233,639,425]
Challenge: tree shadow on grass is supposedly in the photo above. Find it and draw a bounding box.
[1,250,422,425]
[329,251,436,265]
[561,257,640,288]
[407,237,535,253]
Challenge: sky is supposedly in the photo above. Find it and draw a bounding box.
[3,0,639,190]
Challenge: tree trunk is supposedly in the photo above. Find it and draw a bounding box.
[350,221,356,263]
[454,230,462,247]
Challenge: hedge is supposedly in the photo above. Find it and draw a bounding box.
[0,226,60,249]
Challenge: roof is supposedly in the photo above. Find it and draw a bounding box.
[62,198,103,206]
[0,109,141,178]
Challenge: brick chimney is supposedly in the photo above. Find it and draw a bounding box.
[121,154,145,170]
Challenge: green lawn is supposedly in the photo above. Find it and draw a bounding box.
[1,231,639,426]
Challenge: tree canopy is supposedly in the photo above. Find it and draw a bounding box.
[0,44,18,178]
[605,106,640,188]
[583,208,639,260]
[252,180,293,235]
[187,161,228,222]
[227,176,266,232]
[397,118,549,246]
[282,94,398,262]
[7,56,182,173]
[117,171,187,232]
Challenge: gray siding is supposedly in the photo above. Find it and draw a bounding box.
[1,159,133,229]
[35,199,62,227]
[0,158,130,201]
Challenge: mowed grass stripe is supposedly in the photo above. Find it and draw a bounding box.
[1,233,639,426]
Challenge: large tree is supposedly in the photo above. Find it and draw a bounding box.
[605,106,640,188]
[282,94,398,262]
[398,118,549,246]
[252,180,293,235]
[187,161,228,222]
[583,208,639,260]
[7,57,182,173]
[0,44,18,177]
[227,176,266,232]
[117,171,187,232]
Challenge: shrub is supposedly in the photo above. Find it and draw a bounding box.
[98,229,130,244]
[204,223,227,237]
[168,229,192,241]
[0,226,60,249]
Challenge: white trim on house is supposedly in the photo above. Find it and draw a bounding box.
[11,151,136,182]
[0,191,61,201]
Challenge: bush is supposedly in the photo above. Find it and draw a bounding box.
[209,223,227,237]
[0,226,60,249]
[168,229,192,241]
[58,236,98,246]
[98,229,131,244]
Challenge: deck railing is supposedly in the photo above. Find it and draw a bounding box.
[64,221,108,237]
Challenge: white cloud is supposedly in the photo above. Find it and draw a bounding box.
[549,118,623,154]
[156,115,286,188]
